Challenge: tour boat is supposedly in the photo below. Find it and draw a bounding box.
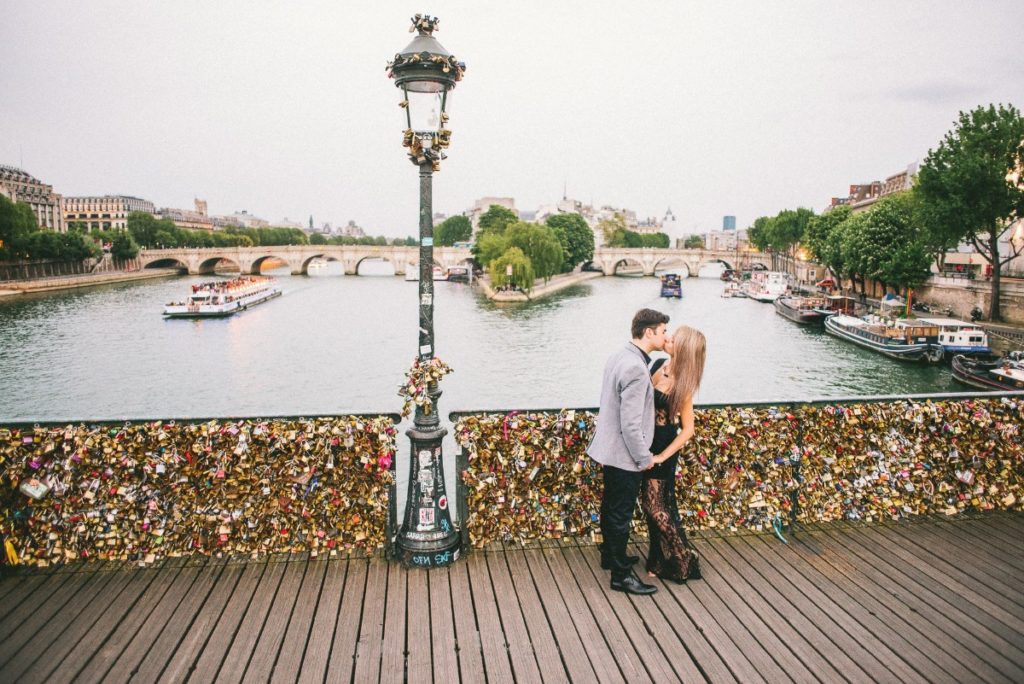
[813,295,860,317]
[774,295,828,325]
[743,271,790,302]
[447,265,472,283]
[824,314,944,362]
[721,282,745,298]
[660,273,682,298]
[903,317,991,359]
[163,276,281,318]
[951,352,1024,391]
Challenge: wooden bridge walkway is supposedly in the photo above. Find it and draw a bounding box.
[1,513,1023,683]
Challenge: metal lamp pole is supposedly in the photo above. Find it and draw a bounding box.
[388,14,466,568]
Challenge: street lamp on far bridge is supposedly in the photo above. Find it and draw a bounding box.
[387,14,466,568]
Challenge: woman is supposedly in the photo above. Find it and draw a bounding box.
[642,325,706,583]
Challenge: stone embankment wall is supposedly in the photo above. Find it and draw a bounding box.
[916,276,1024,325]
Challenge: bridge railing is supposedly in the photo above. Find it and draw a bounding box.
[1,413,400,568]
[450,391,1024,550]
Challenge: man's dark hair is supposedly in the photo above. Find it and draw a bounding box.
[631,308,669,339]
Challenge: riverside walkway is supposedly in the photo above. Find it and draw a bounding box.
[1,513,1022,683]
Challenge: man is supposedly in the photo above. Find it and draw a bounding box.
[587,308,669,595]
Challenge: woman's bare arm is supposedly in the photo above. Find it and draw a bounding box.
[652,396,695,464]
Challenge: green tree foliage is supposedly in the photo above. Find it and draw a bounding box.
[488,247,535,292]
[504,221,565,281]
[0,194,37,259]
[916,103,1024,320]
[842,193,931,293]
[435,215,472,246]
[476,205,518,236]
[309,232,327,245]
[474,231,509,267]
[111,232,140,260]
[683,235,705,249]
[804,205,852,280]
[597,214,629,247]
[545,213,594,272]
[747,216,772,251]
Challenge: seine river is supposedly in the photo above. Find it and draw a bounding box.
[0,264,959,424]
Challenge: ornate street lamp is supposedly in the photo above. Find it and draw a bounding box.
[387,14,465,567]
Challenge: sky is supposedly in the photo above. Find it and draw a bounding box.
[2,1,1023,239]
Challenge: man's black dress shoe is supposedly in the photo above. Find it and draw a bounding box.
[610,572,658,595]
[600,554,639,570]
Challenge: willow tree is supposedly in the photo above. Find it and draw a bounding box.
[916,104,1024,320]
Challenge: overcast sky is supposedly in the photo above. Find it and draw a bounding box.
[2,1,1022,238]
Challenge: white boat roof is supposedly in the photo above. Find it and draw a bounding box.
[832,315,866,327]
[914,317,977,328]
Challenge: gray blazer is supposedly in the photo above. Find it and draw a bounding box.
[586,342,655,471]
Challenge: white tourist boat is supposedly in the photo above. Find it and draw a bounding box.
[900,317,991,359]
[824,314,943,362]
[743,271,790,302]
[163,276,282,318]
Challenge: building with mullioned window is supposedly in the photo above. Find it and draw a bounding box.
[63,195,156,231]
[0,164,66,232]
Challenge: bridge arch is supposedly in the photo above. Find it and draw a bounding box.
[249,254,295,275]
[653,257,691,278]
[354,255,399,276]
[300,254,344,275]
[611,257,645,277]
[196,256,241,275]
[144,257,188,271]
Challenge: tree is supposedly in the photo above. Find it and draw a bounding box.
[597,214,629,246]
[309,232,327,245]
[805,205,852,281]
[545,213,594,272]
[504,221,564,281]
[477,205,518,236]
[840,193,931,295]
[473,231,509,267]
[747,216,772,252]
[435,215,472,246]
[488,247,535,292]
[111,232,140,260]
[916,103,1024,320]
[683,235,705,249]
[0,194,36,259]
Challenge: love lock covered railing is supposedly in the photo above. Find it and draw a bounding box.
[0,414,400,568]
[450,392,1024,551]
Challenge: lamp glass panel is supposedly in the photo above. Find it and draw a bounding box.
[406,89,445,134]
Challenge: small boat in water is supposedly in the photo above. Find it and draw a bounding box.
[447,265,472,283]
[774,296,828,325]
[660,273,682,298]
[721,281,745,298]
[951,352,1024,390]
[744,271,790,302]
[905,317,991,359]
[163,276,281,318]
[824,314,943,362]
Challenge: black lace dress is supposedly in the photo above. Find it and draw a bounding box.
[641,359,701,582]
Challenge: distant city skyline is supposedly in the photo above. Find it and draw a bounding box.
[2,1,1022,238]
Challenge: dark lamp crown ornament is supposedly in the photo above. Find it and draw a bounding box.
[386,14,466,92]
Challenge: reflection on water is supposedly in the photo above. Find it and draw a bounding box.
[0,272,959,422]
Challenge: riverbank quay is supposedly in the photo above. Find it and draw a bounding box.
[479,269,603,302]
[0,267,181,297]
[0,514,1021,682]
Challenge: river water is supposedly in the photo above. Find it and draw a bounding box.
[0,264,959,423]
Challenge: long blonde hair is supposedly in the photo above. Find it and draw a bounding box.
[665,326,706,420]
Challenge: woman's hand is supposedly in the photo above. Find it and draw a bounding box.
[652,451,672,465]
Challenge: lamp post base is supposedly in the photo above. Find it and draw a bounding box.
[395,424,461,568]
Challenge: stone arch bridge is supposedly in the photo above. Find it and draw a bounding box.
[138,245,768,277]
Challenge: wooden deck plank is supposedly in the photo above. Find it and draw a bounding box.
[502,545,571,683]
[625,541,743,684]
[351,558,387,683]
[130,557,228,682]
[782,531,977,683]
[539,543,633,683]
[96,559,204,682]
[843,525,1024,646]
[156,561,245,684]
[187,558,269,683]
[296,559,349,684]
[903,520,1024,589]
[819,525,1024,682]
[215,559,288,684]
[380,561,408,681]
[650,539,802,684]
[799,526,1008,683]
[47,564,168,684]
[270,558,330,683]
[406,569,434,682]
[743,533,928,683]
[448,559,489,682]
[464,551,517,682]
[326,559,370,684]
[245,557,311,682]
[0,568,80,647]
[484,548,545,683]
[699,537,848,682]
[522,547,600,683]
[950,518,1024,570]
[573,540,706,683]
[558,542,668,683]
[0,570,66,625]
[17,567,137,684]
[879,523,1024,612]
[1,566,120,681]
[428,568,460,683]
